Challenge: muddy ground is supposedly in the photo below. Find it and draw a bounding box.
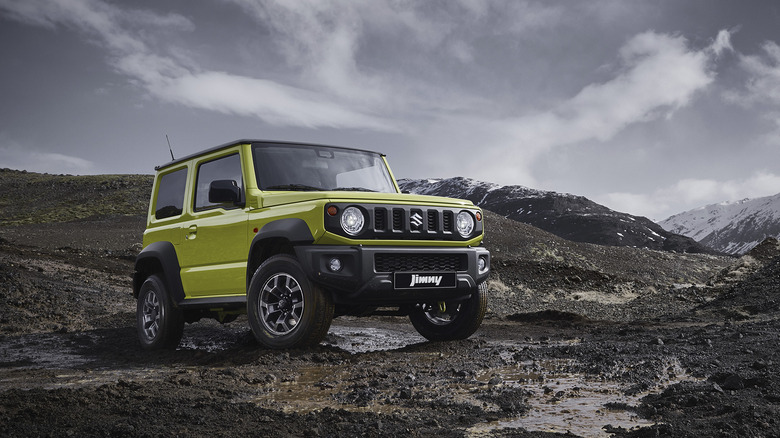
[1,214,780,437]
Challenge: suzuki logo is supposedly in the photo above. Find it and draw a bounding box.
[410,212,423,229]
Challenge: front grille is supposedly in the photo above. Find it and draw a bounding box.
[325,203,482,241]
[371,205,460,239]
[374,253,467,273]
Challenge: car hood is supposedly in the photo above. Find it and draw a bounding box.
[253,190,477,209]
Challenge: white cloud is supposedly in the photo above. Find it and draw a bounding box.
[225,0,566,115]
[465,30,721,185]
[672,178,722,204]
[226,0,368,98]
[710,29,734,58]
[0,143,95,174]
[598,171,780,220]
[150,70,396,130]
[724,40,780,144]
[0,0,393,131]
[511,31,714,147]
[727,40,780,107]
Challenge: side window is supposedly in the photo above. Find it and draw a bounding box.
[195,153,243,211]
[155,168,187,220]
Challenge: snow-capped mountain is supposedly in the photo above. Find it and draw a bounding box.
[398,177,710,253]
[660,193,780,255]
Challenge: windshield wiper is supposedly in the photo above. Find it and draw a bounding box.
[332,187,377,192]
[264,184,324,191]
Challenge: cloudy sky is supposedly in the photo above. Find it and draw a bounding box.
[2,0,780,220]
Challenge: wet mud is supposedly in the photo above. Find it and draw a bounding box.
[2,219,780,437]
[3,313,780,437]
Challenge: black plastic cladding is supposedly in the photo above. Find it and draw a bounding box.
[324,203,483,241]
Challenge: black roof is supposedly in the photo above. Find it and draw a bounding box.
[155,139,386,171]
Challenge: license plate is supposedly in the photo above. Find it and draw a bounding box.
[394,272,456,289]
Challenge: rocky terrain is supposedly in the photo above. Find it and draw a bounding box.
[2,171,780,437]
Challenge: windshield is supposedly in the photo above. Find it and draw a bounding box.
[252,143,397,193]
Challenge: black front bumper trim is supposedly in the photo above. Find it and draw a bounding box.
[294,245,490,304]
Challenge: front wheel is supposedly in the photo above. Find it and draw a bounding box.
[409,281,487,341]
[247,255,334,349]
[136,274,184,350]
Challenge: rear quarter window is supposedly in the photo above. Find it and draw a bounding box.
[155,168,187,219]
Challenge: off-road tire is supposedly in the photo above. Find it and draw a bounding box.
[136,274,185,350]
[409,281,487,341]
[247,255,334,349]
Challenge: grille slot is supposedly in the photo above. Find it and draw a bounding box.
[427,210,438,231]
[374,253,467,273]
[443,210,453,232]
[375,208,386,231]
[392,208,404,231]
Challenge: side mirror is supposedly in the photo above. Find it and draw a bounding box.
[209,180,242,205]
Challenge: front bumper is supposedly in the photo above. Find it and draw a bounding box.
[294,245,490,304]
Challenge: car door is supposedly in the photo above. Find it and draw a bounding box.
[177,152,248,299]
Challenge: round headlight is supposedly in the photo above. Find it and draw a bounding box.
[340,206,365,236]
[456,211,475,237]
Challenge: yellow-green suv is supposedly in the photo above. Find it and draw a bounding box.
[133,140,490,349]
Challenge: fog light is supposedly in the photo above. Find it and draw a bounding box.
[478,256,488,273]
[328,257,343,272]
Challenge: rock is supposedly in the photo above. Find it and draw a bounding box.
[751,360,768,370]
[721,374,745,391]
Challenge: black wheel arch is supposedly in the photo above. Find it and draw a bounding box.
[246,218,314,289]
[133,241,185,304]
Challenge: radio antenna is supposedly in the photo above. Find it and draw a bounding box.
[166,134,175,160]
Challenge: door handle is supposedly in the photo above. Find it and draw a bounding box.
[186,224,198,240]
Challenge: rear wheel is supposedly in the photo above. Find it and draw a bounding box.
[409,281,487,341]
[247,255,334,349]
[136,274,184,350]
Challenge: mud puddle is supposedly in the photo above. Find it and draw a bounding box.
[0,332,97,370]
[467,358,701,437]
[325,323,427,353]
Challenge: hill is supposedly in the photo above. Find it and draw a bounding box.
[660,193,780,255]
[0,168,152,225]
[399,177,711,254]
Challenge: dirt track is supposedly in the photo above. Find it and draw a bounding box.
[2,216,780,437]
